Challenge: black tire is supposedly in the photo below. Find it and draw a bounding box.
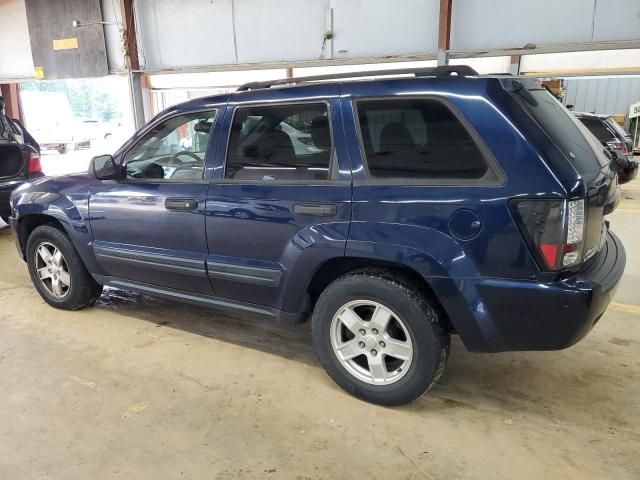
[26,225,102,310]
[312,269,450,406]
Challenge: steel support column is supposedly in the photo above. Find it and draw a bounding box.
[118,0,145,129]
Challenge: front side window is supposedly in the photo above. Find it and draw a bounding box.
[356,98,492,181]
[225,103,333,181]
[124,110,217,181]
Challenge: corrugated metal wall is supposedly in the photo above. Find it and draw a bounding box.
[564,76,640,116]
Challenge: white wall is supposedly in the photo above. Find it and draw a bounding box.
[134,0,441,71]
[451,0,640,51]
[0,0,34,80]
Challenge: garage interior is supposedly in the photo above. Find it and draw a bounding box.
[1,0,639,478]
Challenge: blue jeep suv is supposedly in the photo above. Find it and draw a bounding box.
[9,66,626,405]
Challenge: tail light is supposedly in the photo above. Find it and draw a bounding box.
[607,140,629,156]
[27,150,42,174]
[512,198,586,270]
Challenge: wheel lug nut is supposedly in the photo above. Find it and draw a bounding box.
[372,328,379,334]
[359,329,366,335]
[371,349,378,356]
[358,342,365,348]
[379,341,386,348]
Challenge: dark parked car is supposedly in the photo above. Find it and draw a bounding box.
[0,97,42,224]
[9,67,626,405]
[575,112,637,184]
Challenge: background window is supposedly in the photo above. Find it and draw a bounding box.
[357,99,489,180]
[124,111,217,181]
[226,103,333,181]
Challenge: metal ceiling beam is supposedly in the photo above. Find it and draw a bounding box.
[448,40,640,59]
[131,40,640,77]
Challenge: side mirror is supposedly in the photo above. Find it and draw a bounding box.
[90,154,119,180]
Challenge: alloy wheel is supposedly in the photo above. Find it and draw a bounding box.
[330,300,413,385]
[34,242,71,299]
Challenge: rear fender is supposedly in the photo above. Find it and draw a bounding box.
[346,222,495,351]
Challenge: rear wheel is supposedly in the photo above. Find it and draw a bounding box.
[312,269,450,406]
[26,225,102,310]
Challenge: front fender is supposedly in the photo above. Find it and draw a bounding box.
[12,177,102,274]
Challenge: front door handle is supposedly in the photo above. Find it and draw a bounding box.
[293,203,337,216]
[165,198,198,211]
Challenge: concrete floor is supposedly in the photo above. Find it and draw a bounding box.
[1,185,639,480]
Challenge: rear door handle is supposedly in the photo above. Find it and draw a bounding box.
[293,203,337,216]
[165,198,198,211]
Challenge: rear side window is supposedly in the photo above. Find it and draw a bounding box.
[225,103,333,181]
[356,98,493,181]
[511,88,609,174]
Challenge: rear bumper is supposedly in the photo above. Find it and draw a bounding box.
[467,230,625,352]
[0,190,10,218]
[618,160,638,184]
[0,181,24,218]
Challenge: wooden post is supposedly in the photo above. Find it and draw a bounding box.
[509,55,521,76]
[438,0,452,51]
[0,84,21,121]
[118,0,139,71]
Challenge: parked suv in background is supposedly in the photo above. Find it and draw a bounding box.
[575,112,637,184]
[0,97,42,224]
[9,67,626,405]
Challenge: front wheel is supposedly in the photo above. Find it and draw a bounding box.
[26,225,103,310]
[312,270,450,406]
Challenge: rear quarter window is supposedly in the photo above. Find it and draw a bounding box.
[355,98,500,183]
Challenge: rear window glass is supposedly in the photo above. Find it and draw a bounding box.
[578,117,615,142]
[356,98,492,181]
[512,88,609,174]
[604,118,630,138]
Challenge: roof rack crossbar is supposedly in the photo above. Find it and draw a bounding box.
[236,65,479,91]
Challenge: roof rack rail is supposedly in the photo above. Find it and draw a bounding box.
[236,65,479,91]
